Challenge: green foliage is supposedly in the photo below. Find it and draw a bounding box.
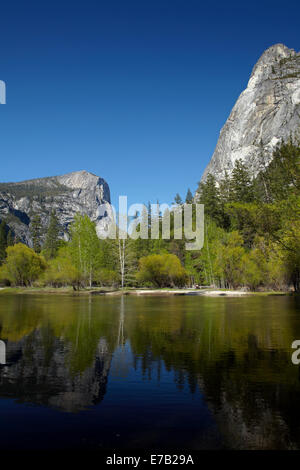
[0,220,7,263]
[41,246,79,287]
[95,268,120,287]
[185,188,193,203]
[69,214,106,287]
[0,180,71,200]
[1,141,298,292]
[43,210,60,259]
[214,231,246,289]
[189,140,300,291]
[174,193,182,205]
[225,202,263,248]
[7,230,13,247]
[30,213,42,253]
[137,253,187,288]
[241,249,265,290]
[229,159,254,203]
[256,139,300,202]
[197,174,223,224]
[277,196,300,291]
[0,243,46,286]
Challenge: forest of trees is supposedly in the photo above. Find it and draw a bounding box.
[0,140,299,291]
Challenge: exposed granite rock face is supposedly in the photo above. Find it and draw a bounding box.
[202,44,300,181]
[0,170,111,245]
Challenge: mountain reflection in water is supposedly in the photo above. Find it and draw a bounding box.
[0,294,299,450]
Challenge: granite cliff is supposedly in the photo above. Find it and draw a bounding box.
[0,170,111,245]
[202,43,300,181]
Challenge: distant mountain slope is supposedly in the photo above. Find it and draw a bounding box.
[202,44,300,181]
[0,170,111,245]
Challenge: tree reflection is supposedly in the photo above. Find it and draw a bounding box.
[0,294,299,448]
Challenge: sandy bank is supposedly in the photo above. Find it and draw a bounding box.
[105,289,251,297]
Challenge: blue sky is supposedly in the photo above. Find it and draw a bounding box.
[0,0,299,208]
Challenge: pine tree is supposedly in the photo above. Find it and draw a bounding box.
[259,139,300,202]
[229,159,254,203]
[174,193,182,205]
[44,210,60,259]
[30,214,42,253]
[6,229,14,247]
[185,188,193,204]
[253,141,271,203]
[219,171,231,204]
[217,171,231,229]
[0,220,7,263]
[197,174,222,224]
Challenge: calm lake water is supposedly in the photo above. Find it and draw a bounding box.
[0,293,299,450]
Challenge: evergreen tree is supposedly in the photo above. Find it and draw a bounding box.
[185,188,193,204]
[229,159,254,203]
[6,230,14,247]
[253,141,271,203]
[219,171,231,204]
[218,171,231,229]
[30,213,42,253]
[44,210,60,259]
[197,174,222,224]
[174,193,182,205]
[0,220,7,264]
[258,139,300,202]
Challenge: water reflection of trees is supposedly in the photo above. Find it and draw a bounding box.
[124,296,300,449]
[0,294,299,447]
[0,295,120,412]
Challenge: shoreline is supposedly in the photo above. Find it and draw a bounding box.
[0,287,291,297]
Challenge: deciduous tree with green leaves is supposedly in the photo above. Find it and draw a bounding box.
[69,214,101,288]
[0,243,46,286]
[137,253,187,288]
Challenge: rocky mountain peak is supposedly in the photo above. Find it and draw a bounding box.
[56,170,101,190]
[254,43,294,68]
[248,43,296,89]
[201,43,300,181]
[0,170,111,245]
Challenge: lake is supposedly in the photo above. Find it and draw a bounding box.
[0,293,299,450]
